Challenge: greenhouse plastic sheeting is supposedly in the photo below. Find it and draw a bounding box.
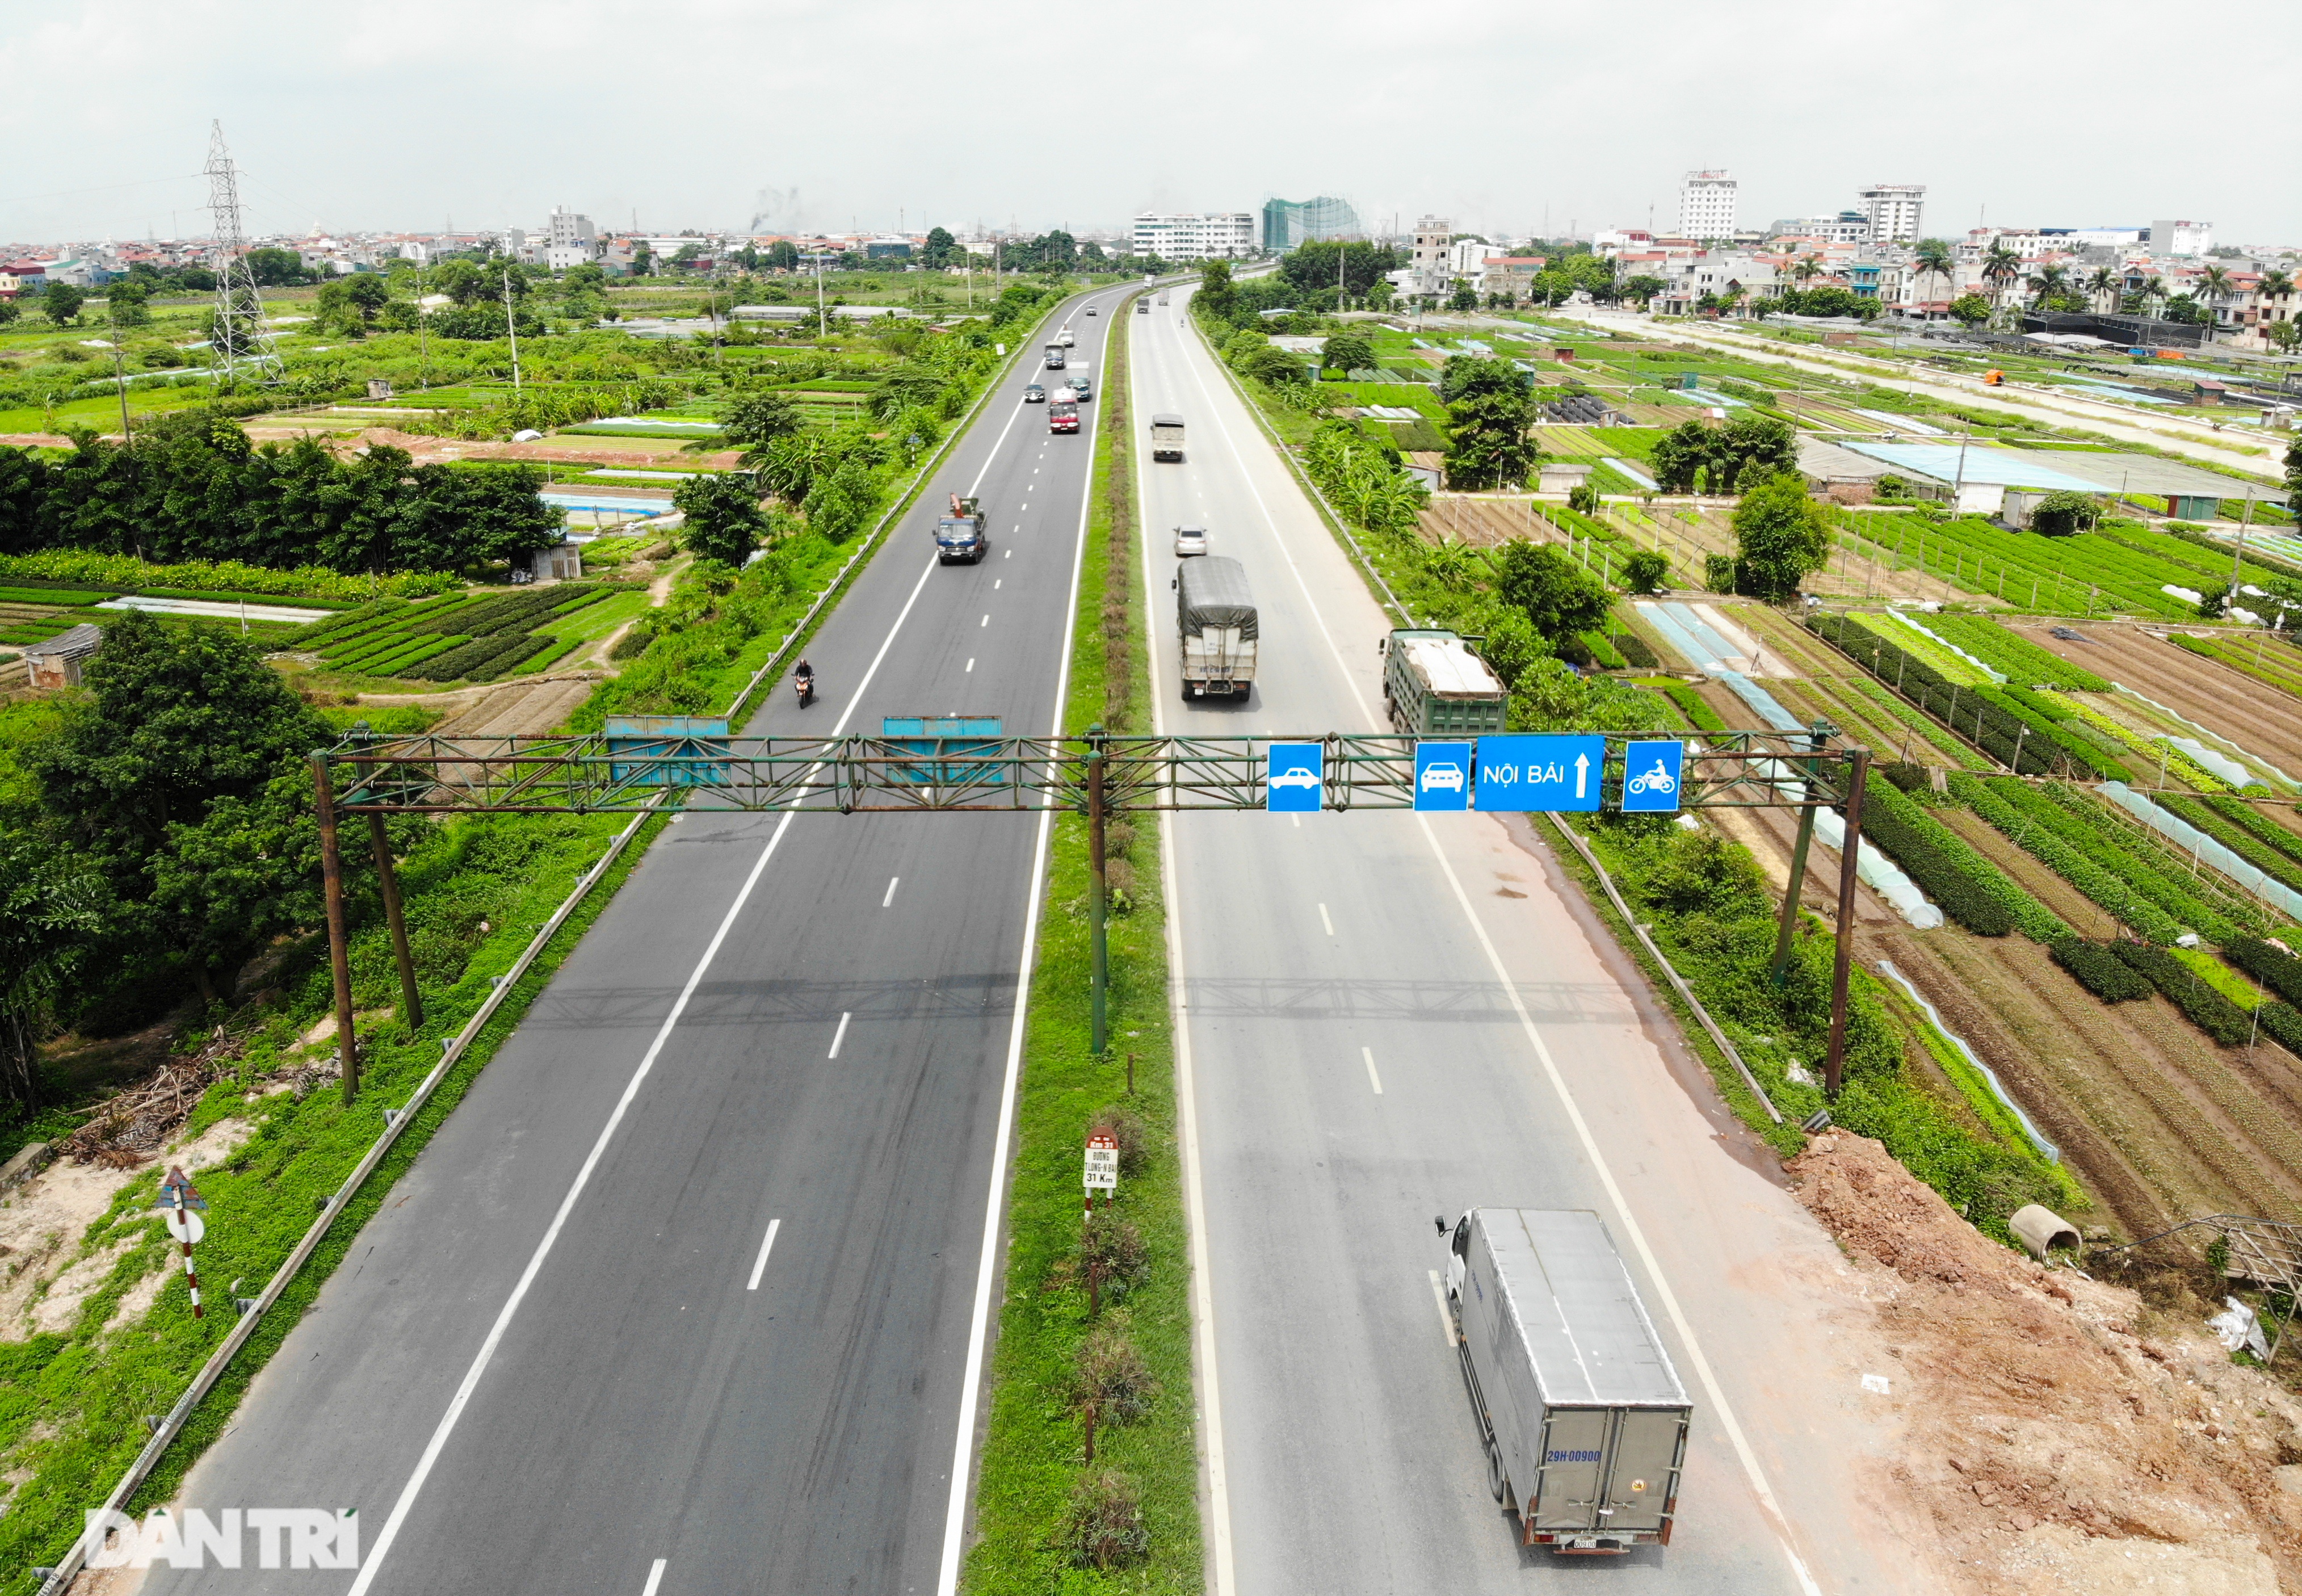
[1877,960,2059,1161]
[2099,782,2302,923]
[1633,606,1943,928]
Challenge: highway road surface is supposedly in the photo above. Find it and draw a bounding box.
[130,286,1129,1596]
[1132,289,1931,1593]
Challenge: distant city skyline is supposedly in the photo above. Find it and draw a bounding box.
[3,0,2296,246]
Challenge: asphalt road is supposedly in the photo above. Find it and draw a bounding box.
[133,285,1131,1596]
[1132,292,1930,1593]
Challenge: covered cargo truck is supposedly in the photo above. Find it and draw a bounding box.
[1381,628,1507,735]
[1175,555,1257,699]
[1150,413,1186,461]
[1443,1208,1690,1554]
[1048,398,1080,433]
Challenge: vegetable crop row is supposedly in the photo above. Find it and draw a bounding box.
[1920,614,2108,691]
[1865,774,2068,940]
[1951,774,2188,943]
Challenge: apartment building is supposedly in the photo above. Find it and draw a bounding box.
[1678,170,1737,239]
[1131,212,1256,261]
[1858,183,1926,244]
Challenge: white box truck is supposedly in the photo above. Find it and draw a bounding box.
[1441,1208,1690,1553]
[1175,555,1256,700]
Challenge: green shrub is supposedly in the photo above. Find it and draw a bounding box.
[1612,629,1658,668]
[1861,774,2014,935]
[1703,553,1736,593]
[2224,937,2302,1006]
[1953,775,2185,943]
[2111,940,2253,1045]
[1660,682,1728,733]
[2049,937,2152,1001]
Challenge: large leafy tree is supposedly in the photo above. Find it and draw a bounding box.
[0,834,103,1107]
[674,472,768,565]
[1490,541,1610,644]
[1321,332,1376,372]
[42,284,85,325]
[722,390,803,463]
[1731,474,1830,600]
[28,611,334,1007]
[2285,434,2302,520]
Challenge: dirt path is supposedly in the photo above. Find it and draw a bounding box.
[434,677,597,738]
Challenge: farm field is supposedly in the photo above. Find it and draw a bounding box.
[276,582,637,688]
[2010,620,2302,779]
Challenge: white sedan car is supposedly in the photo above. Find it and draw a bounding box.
[1174,525,1208,557]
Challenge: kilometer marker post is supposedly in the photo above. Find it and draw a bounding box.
[154,1166,211,1320]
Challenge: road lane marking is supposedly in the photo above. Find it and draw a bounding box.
[348,288,1051,1596]
[883,876,900,908]
[966,658,974,672]
[1318,903,1334,937]
[1162,282,1818,1596]
[1290,815,1299,828]
[745,1219,782,1291]
[1005,548,1012,558]
[642,1558,666,1596]
[980,614,989,627]
[1363,1046,1383,1095]
[827,1012,850,1058]
[938,287,1107,1596]
[1132,309,1237,1596]
[994,579,1002,589]
[1412,818,1822,1596]
[345,793,803,1596]
[1426,1270,1454,1345]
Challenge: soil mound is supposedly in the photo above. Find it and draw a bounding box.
[1793,1133,2302,1594]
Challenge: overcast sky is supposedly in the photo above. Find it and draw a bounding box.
[6,0,2299,249]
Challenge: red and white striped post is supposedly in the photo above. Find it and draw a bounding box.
[155,1166,209,1320]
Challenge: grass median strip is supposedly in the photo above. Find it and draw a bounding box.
[966,295,1204,1593]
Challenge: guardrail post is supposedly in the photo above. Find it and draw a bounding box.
[312,755,360,1104]
[367,812,423,1031]
[1087,724,1108,1056]
[1824,747,1871,1097]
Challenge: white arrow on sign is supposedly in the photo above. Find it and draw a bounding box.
[164,1208,205,1246]
[1573,752,1590,799]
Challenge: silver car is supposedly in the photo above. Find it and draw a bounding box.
[1174,525,1208,557]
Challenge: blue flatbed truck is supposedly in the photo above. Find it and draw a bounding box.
[936,494,988,564]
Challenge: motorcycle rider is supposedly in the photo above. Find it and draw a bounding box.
[793,658,816,707]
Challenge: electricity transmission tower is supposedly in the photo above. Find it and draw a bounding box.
[205,120,279,385]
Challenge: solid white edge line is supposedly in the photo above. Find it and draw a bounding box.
[1362,1045,1383,1096]
[349,329,1009,1596]
[1178,288,1822,1596]
[345,805,802,1596]
[1426,1269,1454,1347]
[746,1217,782,1291]
[933,285,1111,1596]
[641,1556,667,1596]
[884,876,900,908]
[1411,813,1822,1596]
[1138,301,1238,1596]
[827,1011,850,1059]
[1318,903,1334,938]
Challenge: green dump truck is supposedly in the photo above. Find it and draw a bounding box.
[1380,628,1507,735]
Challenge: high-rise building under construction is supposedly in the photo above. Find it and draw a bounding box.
[1262,195,1362,252]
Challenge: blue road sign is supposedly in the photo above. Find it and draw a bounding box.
[1413,742,1472,812]
[1266,742,1324,812]
[1472,734,1605,812]
[1621,740,1686,813]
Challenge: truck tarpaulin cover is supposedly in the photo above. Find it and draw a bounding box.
[1177,555,1258,639]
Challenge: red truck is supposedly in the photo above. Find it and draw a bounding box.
[1048,388,1080,433]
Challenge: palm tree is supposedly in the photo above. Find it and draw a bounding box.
[1792,253,1825,291]
[1981,243,2023,310]
[2084,267,2120,313]
[1911,238,1955,314]
[2024,264,2072,308]
[2198,264,2233,334]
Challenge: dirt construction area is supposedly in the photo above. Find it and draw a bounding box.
[1795,1133,2302,1595]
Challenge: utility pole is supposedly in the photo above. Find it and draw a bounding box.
[502,267,522,391]
[108,303,132,443]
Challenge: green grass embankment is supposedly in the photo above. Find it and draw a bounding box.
[965,295,1203,1594]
